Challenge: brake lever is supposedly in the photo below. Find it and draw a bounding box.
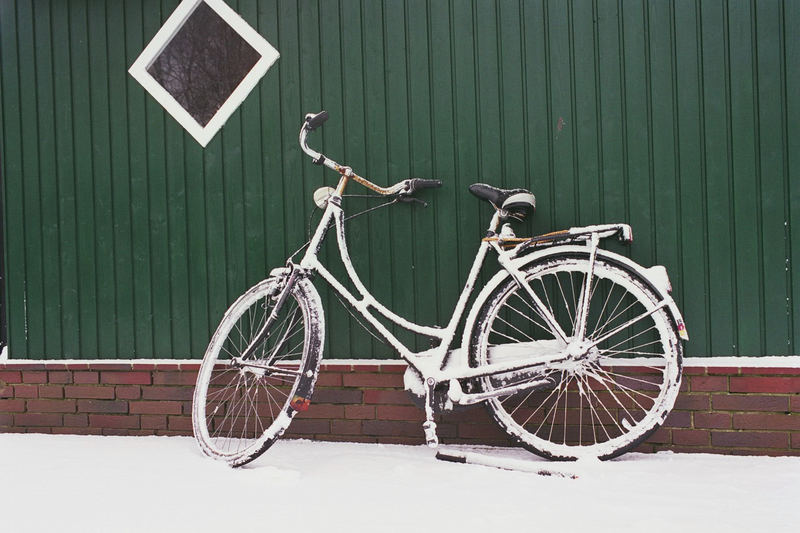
[397,195,428,208]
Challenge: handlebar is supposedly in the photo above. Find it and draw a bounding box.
[299,111,442,199]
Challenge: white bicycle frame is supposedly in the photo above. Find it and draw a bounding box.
[290,124,649,392]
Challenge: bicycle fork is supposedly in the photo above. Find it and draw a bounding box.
[237,265,301,365]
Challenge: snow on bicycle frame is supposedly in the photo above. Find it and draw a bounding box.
[191,110,688,467]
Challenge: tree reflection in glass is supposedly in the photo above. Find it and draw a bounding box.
[147,1,260,127]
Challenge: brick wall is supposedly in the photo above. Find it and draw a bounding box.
[1,361,798,455]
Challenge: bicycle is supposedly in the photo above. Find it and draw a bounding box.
[192,111,689,467]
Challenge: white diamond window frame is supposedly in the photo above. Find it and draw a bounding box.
[128,0,279,147]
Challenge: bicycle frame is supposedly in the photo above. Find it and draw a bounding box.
[291,172,578,385]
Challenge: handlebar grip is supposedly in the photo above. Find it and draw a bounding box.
[305,110,329,132]
[407,178,443,193]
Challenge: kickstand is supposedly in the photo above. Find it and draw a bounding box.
[422,377,439,447]
[435,449,578,479]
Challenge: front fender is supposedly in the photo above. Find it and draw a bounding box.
[458,245,688,360]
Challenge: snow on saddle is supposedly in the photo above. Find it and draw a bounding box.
[468,183,536,218]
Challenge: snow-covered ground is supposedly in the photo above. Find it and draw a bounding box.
[1,434,797,533]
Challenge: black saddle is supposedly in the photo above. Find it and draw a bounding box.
[468,183,536,215]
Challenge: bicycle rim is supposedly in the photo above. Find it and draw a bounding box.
[473,255,682,460]
[192,277,323,466]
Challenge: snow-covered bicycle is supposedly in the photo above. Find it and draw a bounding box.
[192,111,688,467]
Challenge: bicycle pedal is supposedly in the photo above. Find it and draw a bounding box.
[423,420,439,448]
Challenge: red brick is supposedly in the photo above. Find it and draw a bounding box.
[141,415,168,430]
[314,372,342,387]
[342,373,404,388]
[167,416,193,432]
[100,372,151,385]
[733,413,800,431]
[344,405,375,419]
[141,386,194,401]
[296,403,344,419]
[8,363,48,370]
[64,386,115,399]
[793,396,800,412]
[352,364,382,372]
[22,371,47,383]
[362,420,420,437]
[77,400,129,414]
[13,384,39,398]
[694,412,731,429]
[27,399,76,413]
[38,385,64,399]
[379,364,406,373]
[663,410,692,428]
[331,420,362,435]
[129,401,182,415]
[51,427,102,435]
[0,399,25,412]
[133,362,178,371]
[742,367,800,376]
[363,390,413,405]
[646,427,671,444]
[682,367,707,376]
[153,372,198,386]
[320,364,352,372]
[48,371,72,384]
[712,395,790,412]
[673,394,710,410]
[672,429,710,446]
[0,384,11,398]
[62,363,90,370]
[711,431,788,449]
[73,372,99,384]
[793,433,800,449]
[179,363,202,371]
[730,377,800,394]
[93,364,133,371]
[691,376,727,392]
[458,422,509,440]
[63,414,89,427]
[284,419,329,434]
[706,367,741,376]
[0,371,22,383]
[89,414,140,429]
[376,405,425,421]
[0,413,13,426]
[15,413,62,426]
[115,386,141,400]
[102,429,132,436]
[313,389,362,404]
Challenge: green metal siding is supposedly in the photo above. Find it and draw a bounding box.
[0,0,798,359]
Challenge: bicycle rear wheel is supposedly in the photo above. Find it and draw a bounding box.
[469,253,682,460]
[192,276,324,467]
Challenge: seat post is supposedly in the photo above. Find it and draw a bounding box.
[486,210,502,235]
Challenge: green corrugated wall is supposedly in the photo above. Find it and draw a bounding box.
[1,0,798,359]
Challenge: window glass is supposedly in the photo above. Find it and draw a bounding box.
[146,2,260,127]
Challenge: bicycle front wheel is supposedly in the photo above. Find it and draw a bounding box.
[469,253,682,460]
[192,276,324,467]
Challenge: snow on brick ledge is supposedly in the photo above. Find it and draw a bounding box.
[0,360,798,456]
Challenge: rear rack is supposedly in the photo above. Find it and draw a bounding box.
[509,223,633,257]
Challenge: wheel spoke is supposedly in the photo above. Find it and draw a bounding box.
[193,279,321,465]
[476,256,681,459]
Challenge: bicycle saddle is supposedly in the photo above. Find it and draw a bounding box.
[468,183,536,214]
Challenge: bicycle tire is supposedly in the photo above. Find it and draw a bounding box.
[192,276,324,467]
[469,252,682,460]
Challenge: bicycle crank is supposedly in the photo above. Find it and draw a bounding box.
[446,376,554,406]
